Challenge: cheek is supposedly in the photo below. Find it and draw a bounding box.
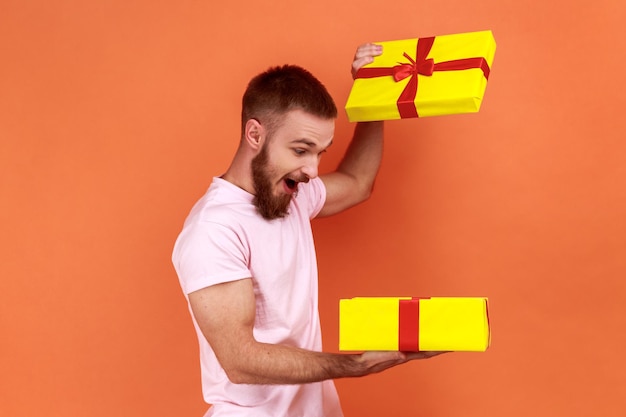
[263,157,290,182]
[269,152,298,175]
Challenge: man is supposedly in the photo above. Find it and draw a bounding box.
[172,44,443,417]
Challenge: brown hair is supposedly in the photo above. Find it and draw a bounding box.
[241,65,337,135]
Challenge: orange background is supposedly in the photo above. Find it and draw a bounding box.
[1,1,625,416]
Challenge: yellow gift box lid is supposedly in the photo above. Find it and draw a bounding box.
[345,30,496,121]
[339,297,491,351]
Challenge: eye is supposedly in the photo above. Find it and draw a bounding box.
[293,148,306,156]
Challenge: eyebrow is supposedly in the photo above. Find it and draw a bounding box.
[290,138,334,150]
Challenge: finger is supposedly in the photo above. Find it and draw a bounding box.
[361,350,406,362]
[404,351,450,360]
[353,43,383,60]
[351,43,383,78]
[351,56,375,73]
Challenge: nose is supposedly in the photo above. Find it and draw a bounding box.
[301,157,319,179]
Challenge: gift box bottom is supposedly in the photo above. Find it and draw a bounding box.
[339,297,490,352]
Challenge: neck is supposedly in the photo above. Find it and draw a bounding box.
[222,147,255,195]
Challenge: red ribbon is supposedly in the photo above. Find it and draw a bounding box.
[398,298,419,351]
[354,37,491,118]
[398,297,429,351]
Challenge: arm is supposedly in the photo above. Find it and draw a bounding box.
[319,43,384,217]
[189,277,443,385]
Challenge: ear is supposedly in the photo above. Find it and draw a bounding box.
[244,118,265,151]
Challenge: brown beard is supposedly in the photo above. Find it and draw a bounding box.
[251,144,292,220]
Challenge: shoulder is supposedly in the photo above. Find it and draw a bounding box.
[184,177,256,225]
[174,179,258,258]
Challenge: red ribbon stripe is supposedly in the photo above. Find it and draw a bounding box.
[398,297,429,351]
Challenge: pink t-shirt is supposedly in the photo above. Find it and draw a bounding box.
[172,176,343,417]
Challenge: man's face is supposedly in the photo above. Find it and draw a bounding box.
[251,109,335,220]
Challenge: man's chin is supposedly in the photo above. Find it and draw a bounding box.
[253,194,292,220]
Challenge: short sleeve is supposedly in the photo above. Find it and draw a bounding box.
[299,177,327,219]
[172,220,251,295]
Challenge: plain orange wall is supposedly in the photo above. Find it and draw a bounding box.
[2,1,625,416]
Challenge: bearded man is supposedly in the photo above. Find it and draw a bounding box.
[172,44,443,417]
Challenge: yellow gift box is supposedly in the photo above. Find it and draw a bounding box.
[339,297,490,351]
[345,30,496,121]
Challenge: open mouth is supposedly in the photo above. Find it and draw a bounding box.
[284,178,298,192]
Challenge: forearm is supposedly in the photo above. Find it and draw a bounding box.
[223,338,435,385]
[336,121,384,198]
[224,340,366,384]
[318,121,384,216]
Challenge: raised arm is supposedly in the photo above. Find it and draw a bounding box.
[319,43,385,217]
[189,277,443,385]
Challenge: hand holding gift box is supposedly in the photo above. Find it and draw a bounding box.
[345,30,497,121]
[339,297,490,352]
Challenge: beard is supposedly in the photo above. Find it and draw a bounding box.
[251,144,293,220]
